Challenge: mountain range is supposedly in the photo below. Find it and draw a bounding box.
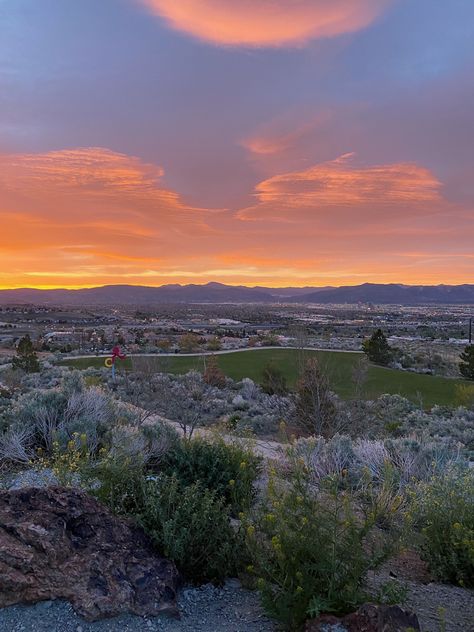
[1,282,474,306]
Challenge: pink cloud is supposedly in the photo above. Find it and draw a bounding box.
[138,0,393,47]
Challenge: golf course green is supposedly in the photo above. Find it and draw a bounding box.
[61,348,467,408]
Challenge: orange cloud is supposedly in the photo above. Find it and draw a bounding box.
[1,147,472,289]
[0,147,223,287]
[238,154,443,222]
[139,0,393,47]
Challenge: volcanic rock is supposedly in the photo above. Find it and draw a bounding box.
[305,603,420,631]
[0,486,179,621]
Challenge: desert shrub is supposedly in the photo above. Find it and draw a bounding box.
[289,435,465,491]
[85,452,146,516]
[109,420,179,467]
[139,473,240,583]
[409,469,474,587]
[244,468,392,629]
[36,433,91,486]
[260,363,288,396]
[8,383,116,454]
[0,427,33,467]
[160,436,261,513]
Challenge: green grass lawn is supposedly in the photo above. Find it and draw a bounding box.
[61,348,466,408]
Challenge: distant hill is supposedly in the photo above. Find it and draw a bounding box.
[292,283,474,305]
[0,282,474,305]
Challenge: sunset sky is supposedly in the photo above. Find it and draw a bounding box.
[1,0,473,288]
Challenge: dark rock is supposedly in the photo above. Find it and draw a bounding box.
[0,486,179,621]
[306,603,420,632]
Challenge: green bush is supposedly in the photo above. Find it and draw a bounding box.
[160,436,261,513]
[409,469,474,587]
[86,453,146,516]
[140,473,240,584]
[244,468,392,630]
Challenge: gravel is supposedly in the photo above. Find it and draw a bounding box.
[0,581,278,632]
[369,565,474,632]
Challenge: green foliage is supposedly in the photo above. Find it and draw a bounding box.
[409,469,474,587]
[362,329,393,366]
[206,336,222,351]
[12,335,40,373]
[179,333,201,353]
[459,345,474,381]
[86,452,146,516]
[36,432,90,486]
[140,473,240,584]
[244,468,392,630]
[160,436,261,513]
[375,579,408,605]
[260,362,288,396]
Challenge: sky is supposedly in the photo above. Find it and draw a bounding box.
[0,0,473,289]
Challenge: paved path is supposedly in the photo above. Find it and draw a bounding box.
[64,346,362,361]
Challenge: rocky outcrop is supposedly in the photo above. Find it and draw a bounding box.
[0,486,179,621]
[306,603,421,632]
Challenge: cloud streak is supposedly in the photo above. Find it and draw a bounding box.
[238,154,443,222]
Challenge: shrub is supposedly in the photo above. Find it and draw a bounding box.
[409,469,474,587]
[8,380,117,455]
[295,358,337,437]
[244,468,392,629]
[140,473,240,583]
[260,363,288,396]
[203,356,226,387]
[85,452,146,516]
[110,420,179,467]
[290,435,465,490]
[160,436,261,513]
[36,433,91,486]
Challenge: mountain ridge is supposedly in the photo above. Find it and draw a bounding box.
[1,282,474,305]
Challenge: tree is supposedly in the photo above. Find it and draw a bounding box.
[362,329,393,365]
[12,335,40,373]
[459,345,474,381]
[206,336,222,351]
[203,356,226,388]
[179,333,201,353]
[295,358,337,437]
[351,356,369,397]
[261,362,288,396]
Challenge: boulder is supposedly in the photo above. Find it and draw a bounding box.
[305,603,420,632]
[0,486,179,621]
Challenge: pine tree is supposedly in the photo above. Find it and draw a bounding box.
[459,345,474,381]
[12,334,40,373]
[362,329,393,366]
